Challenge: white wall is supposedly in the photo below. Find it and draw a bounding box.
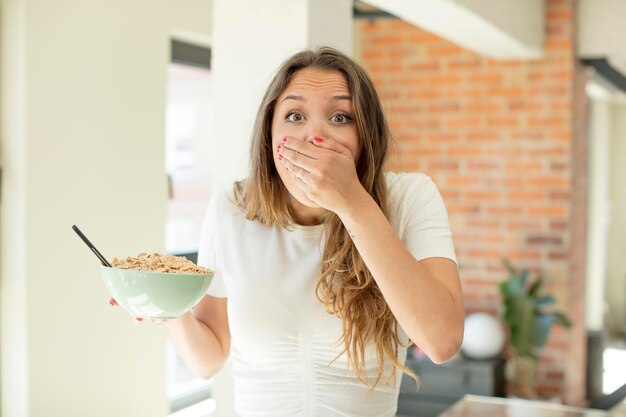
[1,1,212,416]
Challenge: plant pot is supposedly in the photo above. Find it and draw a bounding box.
[507,355,538,398]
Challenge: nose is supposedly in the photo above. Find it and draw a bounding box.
[306,118,327,143]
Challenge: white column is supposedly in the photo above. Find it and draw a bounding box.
[0,1,211,416]
[606,101,626,335]
[584,88,612,332]
[207,1,352,415]
[206,0,352,189]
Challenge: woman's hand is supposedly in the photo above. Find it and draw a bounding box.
[277,137,367,216]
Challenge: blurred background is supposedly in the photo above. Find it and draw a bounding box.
[1,0,625,416]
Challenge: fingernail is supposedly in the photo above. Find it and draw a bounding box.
[314,137,324,143]
[282,137,287,143]
[276,145,281,152]
[278,155,283,160]
[109,299,115,306]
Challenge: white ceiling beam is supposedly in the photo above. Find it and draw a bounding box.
[363,0,544,60]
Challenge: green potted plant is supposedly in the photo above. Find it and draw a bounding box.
[498,258,571,398]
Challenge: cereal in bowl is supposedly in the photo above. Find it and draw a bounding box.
[111,253,213,274]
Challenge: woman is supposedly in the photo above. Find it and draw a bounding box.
[165,47,463,416]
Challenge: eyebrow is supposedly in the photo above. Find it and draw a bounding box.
[281,94,352,103]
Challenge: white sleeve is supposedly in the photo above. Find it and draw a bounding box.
[197,190,227,298]
[401,176,458,265]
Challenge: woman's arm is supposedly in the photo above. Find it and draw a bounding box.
[337,190,464,364]
[165,295,231,378]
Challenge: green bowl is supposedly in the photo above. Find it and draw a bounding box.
[101,266,214,319]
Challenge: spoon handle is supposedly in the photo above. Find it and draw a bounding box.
[72,225,112,267]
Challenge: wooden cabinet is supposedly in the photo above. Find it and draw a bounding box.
[397,356,506,417]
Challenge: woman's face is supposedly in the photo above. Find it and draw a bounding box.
[271,67,359,209]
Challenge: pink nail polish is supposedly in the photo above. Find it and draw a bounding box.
[282,137,287,143]
[314,137,324,143]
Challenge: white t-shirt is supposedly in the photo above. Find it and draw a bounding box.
[198,172,457,417]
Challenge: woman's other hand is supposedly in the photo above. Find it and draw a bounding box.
[277,136,366,216]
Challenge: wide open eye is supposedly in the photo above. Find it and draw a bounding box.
[331,113,353,124]
[286,112,305,122]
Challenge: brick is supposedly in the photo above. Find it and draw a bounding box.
[487,87,525,97]
[511,131,545,141]
[468,72,503,84]
[466,160,501,170]
[488,116,520,127]
[529,85,568,96]
[370,35,405,46]
[487,205,523,216]
[529,146,568,157]
[507,250,542,260]
[528,116,569,127]
[549,251,568,260]
[549,190,572,200]
[527,235,563,245]
[447,116,483,128]
[468,249,501,259]
[428,160,459,171]
[450,146,483,157]
[527,175,568,187]
[406,146,442,157]
[528,205,567,217]
[387,77,423,87]
[407,32,442,43]
[370,62,402,72]
[466,219,501,228]
[508,101,544,112]
[447,204,481,215]
[551,130,572,141]
[547,8,573,21]
[406,90,442,100]
[447,175,480,186]
[508,220,542,231]
[467,131,501,142]
[507,161,543,171]
[550,221,567,230]
[427,74,462,85]
[448,58,481,71]
[407,62,441,72]
[465,190,501,200]
[440,190,460,199]
[547,39,573,51]
[428,45,463,57]
[427,103,461,113]
[466,102,502,113]
[361,50,384,60]
[508,191,545,201]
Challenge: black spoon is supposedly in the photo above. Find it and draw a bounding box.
[72,225,112,267]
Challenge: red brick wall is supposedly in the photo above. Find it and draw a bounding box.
[355,0,588,403]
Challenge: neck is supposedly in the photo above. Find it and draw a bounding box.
[288,195,326,226]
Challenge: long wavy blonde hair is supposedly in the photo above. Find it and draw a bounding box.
[233,47,417,388]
